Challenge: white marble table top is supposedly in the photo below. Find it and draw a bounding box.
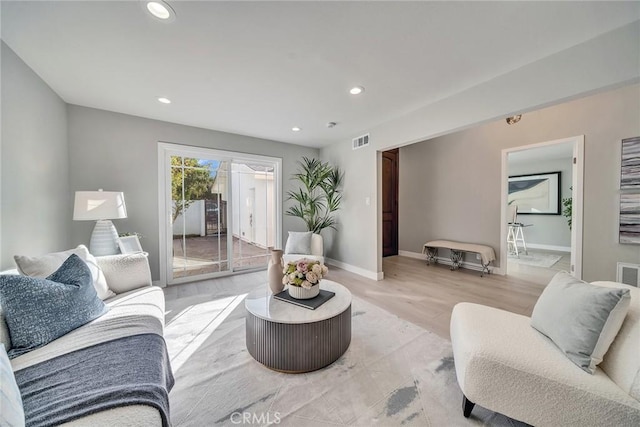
[245,280,352,324]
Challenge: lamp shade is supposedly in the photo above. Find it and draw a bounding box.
[73,191,127,221]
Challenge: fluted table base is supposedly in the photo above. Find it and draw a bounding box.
[246,304,351,373]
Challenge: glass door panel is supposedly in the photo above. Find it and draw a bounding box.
[231,162,275,270]
[171,156,230,280]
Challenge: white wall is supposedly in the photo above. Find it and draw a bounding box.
[0,42,70,269]
[231,164,275,249]
[67,106,317,280]
[172,200,205,237]
[320,21,640,280]
[508,157,573,249]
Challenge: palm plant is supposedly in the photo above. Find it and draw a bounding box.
[286,157,343,233]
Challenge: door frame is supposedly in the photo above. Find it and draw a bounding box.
[500,135,584,278]
[157,142,282,286]
[382,148,399,257]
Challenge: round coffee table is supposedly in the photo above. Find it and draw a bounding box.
[245,280,352,373]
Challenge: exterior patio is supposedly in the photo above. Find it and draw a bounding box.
[172,235,270,279]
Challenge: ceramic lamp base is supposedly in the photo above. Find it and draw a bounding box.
[89,220,120,256]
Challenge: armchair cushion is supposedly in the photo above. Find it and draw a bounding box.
[284,231,312,255]
[531,272,630,373]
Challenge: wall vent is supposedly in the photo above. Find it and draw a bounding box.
[617,262,640,287]
[352,133,370,150]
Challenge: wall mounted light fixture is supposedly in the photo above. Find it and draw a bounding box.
[506,115,522,125]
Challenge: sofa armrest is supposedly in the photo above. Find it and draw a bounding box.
[97,253,152,294]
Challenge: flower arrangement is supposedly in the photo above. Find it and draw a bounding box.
[282,259,328,289]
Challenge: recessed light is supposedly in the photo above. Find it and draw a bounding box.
[292,127,301,132]
[145,1,175,21]
[158,97,171,104]
[349,86,364,95]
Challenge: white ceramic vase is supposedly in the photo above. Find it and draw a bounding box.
[288,283,320,299]
[268,249,284,294]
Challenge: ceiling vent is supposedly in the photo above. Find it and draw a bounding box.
[352,133,370,150]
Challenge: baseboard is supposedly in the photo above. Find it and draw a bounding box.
[398,250,424,259]
[397,250,504,275]
[325,257,383,281]
[526,243,571,253]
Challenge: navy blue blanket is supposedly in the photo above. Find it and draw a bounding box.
[15,333,174,427]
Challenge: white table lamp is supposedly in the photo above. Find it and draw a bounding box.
[73,190,127,256]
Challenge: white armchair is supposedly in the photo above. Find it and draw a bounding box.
[282,233,324,265]
[450,281,640,425]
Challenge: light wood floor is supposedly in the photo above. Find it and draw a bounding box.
[330,256,546,339]
[506,249,571,285]
[165,255,547,341]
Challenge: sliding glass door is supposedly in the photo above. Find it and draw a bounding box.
[159,143,281,285]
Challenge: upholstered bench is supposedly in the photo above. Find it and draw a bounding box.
[422,240,495,276]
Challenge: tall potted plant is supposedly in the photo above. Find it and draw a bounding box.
[286,157,343,233]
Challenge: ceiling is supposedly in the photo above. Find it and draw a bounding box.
[2,1,639,148]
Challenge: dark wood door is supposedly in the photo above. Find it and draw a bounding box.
[382,149,399,257]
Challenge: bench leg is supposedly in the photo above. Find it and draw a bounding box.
[450,250,463,270]
[424,247,438,265]
[462,395,475,418]
[480,262,491,277]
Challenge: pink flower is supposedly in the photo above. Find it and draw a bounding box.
[305,271,318,284]
[301,280,312,289]
[312,264,322,276]
[296,261,308,273]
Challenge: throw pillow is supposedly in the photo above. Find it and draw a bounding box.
[13,245,115,300]
[0,344,25,426]
[0,254,108,359]
[531,271,631,374]
[284,231,313,255]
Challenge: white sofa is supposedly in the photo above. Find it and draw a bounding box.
[450,281,640,426]
[1,253,168,426]
[282,233,325,265]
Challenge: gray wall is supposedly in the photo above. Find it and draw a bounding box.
[67,106,318,281]
[320,22,639,277]
[398,84,640,281]
[1,42,70,269]
[508,157,572,249]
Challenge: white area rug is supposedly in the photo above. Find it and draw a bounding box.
[507,252,562,268]
[165,290,527,426]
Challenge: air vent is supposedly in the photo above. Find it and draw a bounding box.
[617,262,640,287]
[352,133,370,150]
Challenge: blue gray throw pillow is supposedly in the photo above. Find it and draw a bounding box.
[0,254,108,358]
[531,271,630,374]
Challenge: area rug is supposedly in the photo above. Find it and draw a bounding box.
[507,252,562,268]
[164,292,527,426]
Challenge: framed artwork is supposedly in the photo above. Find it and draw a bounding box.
[619,193,640,245]
[118,235,143,254]
[621,136,640,190]
[508,172,561,215]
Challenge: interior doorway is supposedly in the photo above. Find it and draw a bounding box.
[501,136,584,282]
[382,148,399,257]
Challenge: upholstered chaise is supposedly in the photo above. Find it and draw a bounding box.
[450,281,640,426]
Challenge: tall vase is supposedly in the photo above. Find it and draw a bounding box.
[268,249,284,294]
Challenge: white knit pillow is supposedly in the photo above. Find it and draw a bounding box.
[13,245,115,300]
